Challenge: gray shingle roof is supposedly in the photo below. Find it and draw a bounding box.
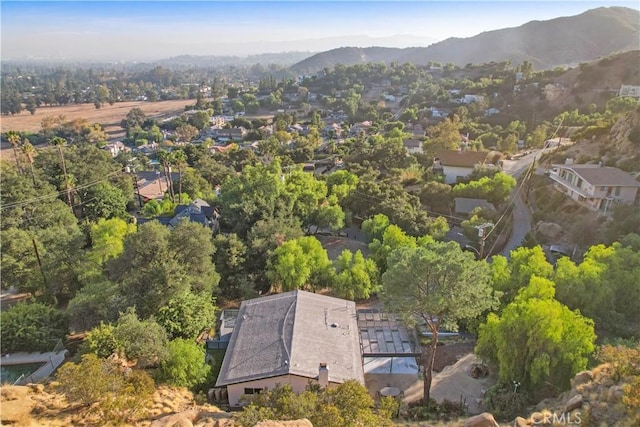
[436,150,490,167]
[553,164,639,187]
[215,290,364,387]
[454,198,496,215]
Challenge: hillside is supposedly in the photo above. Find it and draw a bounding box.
[543,50,640,112]
[291,6,639,73]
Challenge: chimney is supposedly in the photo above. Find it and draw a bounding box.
[318,363,329,387]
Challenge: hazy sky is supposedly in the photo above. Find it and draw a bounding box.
[1,1,638,60]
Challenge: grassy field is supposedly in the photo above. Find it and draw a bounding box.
[0,99,195,140]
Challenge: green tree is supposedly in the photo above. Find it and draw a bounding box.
[476,276,596,390]
[112,308,169,368]
[156,291,217,340]
[382,241,497,403]
[266,236,334,293]
[213,233,251,300]
[1,301,68,352]
[492,246,554,305]
[333,250,379,300]
[107,221,219,318]
[48,136,73,206]
[171,149,188,202]
[159,339,211,388]
[238,380,392,427]
[87,218,137,266]
[21,139,38,187]
[326,170,359,202]
[81,182,129,222]
[362,213,390,243]
[452,172,516,205]
[5,130,23,172]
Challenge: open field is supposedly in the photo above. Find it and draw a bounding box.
[0,99,195,140]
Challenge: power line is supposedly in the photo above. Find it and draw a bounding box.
[1,171,122,211]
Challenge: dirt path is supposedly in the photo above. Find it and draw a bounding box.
[403,353,496,415]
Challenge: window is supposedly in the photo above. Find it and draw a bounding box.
[615,187,621,197]
[244,388,263,395]
[600,186,607,191]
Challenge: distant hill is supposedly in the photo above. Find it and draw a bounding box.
[155,52,316,67]
[291,7,640,73]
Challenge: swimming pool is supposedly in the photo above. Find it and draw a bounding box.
[0,362,46,385]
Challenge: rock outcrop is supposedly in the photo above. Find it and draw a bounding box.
[462,412,500,427]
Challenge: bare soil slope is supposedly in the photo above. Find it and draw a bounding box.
[0,99,194,140]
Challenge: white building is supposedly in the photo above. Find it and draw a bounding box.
[433,150,492,184]
[549,163,639,215]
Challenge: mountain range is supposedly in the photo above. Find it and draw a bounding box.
[290,7,640,74]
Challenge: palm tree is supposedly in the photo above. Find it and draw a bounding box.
[21,139,38,187]
[157,149,175,203]
[48,136,73,206]
[171,149,188,203]
[6,131,23,173]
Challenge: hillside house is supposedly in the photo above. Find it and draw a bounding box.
[403,139,423,155]
[406,124,425,137]
[102,141,128,157]
[549,163,639,215]
[433,150,492,184]
[460,94,484,104]
[214,291,365,407]
[619,85,640,98]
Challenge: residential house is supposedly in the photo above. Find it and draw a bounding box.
[323,123,342,137]
[350,121,373,136]
[462,94,484,104]
[433,150,492,184]
[406,124,425,138]
[454,197,496,216]
[484,108,500,117]
[403,139,423,155]
[102,141,129,158]
[619,85,640,98]
[169,198,219,231]
[135,170,176,202]
[213,127,247,142]
[210,144,237,155]
[549,163,639,215]
[215,291,364,407]
[428,107,448,118]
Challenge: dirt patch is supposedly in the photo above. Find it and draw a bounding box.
[315,236,369,260]
[432,341,475,372]
[0,99,194,139]
[402,353,497,415]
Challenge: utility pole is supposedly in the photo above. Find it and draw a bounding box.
[476,222,494,259]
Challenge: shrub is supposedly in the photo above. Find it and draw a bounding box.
[56,354,155,424]
[0,301,68,353]
[158,338,211,388]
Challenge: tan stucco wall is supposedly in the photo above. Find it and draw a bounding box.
[227,375,340,407]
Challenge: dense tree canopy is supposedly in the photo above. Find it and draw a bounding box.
[476,276,596,390]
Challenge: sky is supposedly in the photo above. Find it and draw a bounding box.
[1,1,638,61]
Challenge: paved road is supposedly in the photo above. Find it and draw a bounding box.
[500,188,532,257]
[497,149,548,258]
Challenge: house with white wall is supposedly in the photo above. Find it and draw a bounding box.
[433,150,492,184]
[549,163,639,215]
[215,291,364,407]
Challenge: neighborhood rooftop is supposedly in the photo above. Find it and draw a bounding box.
[436,150,491,168]
[215,290,364,387]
